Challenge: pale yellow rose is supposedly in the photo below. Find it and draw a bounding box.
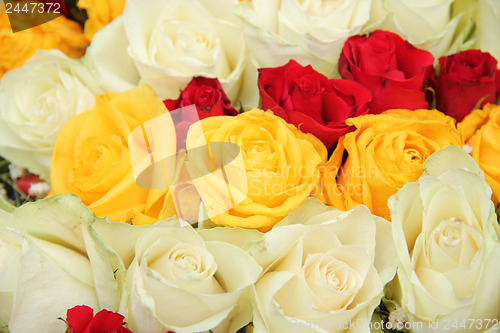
[389,146,500,331]
[0,49,103,180]
[316,109,463,221]
[0,2,88,78]
[77,0,125,41]
[248,199,397,333]
[185,109,327,231]
[49,85,176,225]
[122,218,262,333]
[459,104,500,212]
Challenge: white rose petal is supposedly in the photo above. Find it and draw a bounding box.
[374,0,477,59]
[474,0,500,65]
[0,212,26,325]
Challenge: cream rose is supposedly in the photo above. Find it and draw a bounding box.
[376,0,477,59]
[234,0,385,76]
[86,0,250,106]
[248,199,397,333]
[0,194,126,333]
[122,218,262,333]
[389,146,500,331]
[0,50,103,180]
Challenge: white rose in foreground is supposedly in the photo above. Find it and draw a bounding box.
[389,146,500,332]
[376,0,477,59]
[0,194,126,333]
[123,219,262,333]
[86,0,249,106]
[248,199,397,333]
[0,211,24,327]
[234,0,385,76]
[0,50,103,180]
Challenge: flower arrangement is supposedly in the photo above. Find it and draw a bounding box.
[1,1,500,333]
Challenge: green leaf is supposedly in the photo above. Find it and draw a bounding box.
[425,86,436,110]
[472,94,492,112]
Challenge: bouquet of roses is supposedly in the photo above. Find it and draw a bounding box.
[1,0,500,332]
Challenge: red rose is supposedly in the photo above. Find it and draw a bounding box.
[65,305,131,333]
[259,59,372,151]
[163,77,238,150]
[163,77,238,119]
[339,30,434,114]
[430,50,500,122]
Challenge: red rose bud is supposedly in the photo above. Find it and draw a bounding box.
[164,77,238,151]
[65,305,131,333]
[163,77,238,119]
[15,174,43,197]
[259,59,372,151]
[339,30,434,114]
[430,50,500,122]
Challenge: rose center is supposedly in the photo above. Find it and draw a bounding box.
[169,247,202,273]
[303,254,361,311]
[300,0,343,17]
[69,135,125,195]
[427,217,481,270]
[156,21,216,68]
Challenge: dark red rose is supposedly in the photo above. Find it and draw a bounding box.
[259,59,372,151]
[164,77,238,150]
[65,305,131,333]
[430,49,500,122]
[339,30,434,114]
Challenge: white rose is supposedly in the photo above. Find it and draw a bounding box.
[1,194,126,333]
[389,146,500,332]
[86,0,251,106]
[123,219,262,333]
[0,50,103,180]
[234,0,385,76]
[248,199,397,333]
[375,0,477,59]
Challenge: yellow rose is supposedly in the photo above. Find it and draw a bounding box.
[77,0,125,40]
[186,109,327,231]
[459,104,500,210]
[0,2,88,78]
[316,109,463,221]
[49,85,176,225]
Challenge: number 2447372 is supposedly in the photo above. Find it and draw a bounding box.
[5,2,61,14]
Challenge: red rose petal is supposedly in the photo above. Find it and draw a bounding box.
[66,305,95,333]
